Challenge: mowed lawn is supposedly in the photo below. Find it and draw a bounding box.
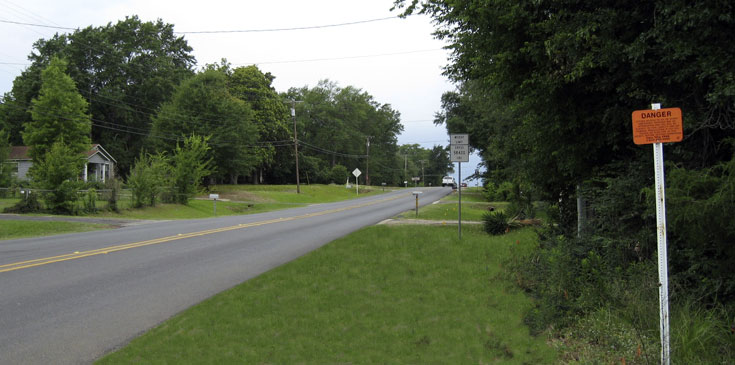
[99,225,557,364]
[0,220,110,241]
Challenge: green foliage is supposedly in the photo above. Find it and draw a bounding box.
[128,152,171,208]
[2,16,195,174]
[150,69,257,184]
[29,141,84,214]
[104,178,122,212]
[3,190,41,213]
[483,181,513,202]
[170,135,213,204]
[328,164,348,184]
[660,150,735,302]
[482,211,511,235]
[395,143,452,186]
[22,57,91,162]
[83,188,97,213]
[0,129,12,191]
[275,80,405,185]
[226,64,291,175]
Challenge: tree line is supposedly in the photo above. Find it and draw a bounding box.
[395,0,735,361]
[0,15,452,210]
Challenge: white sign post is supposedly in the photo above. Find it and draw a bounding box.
[352,168,362,195]
[450,134,469,240]
[209,194,219,216]
[632,103,682,365]
[651,103,671,365]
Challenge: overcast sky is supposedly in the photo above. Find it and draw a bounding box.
[0,0,482,182]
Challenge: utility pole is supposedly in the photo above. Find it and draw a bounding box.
[366,136,372,186]
[404,154,408,187]
[420,160,426,186]
[289,100,303,193]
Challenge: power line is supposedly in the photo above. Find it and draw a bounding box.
[233,49,443,66]
[0,18,76,31]
[177,16,401,34]
[0,15,403,34]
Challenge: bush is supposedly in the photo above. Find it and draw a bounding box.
[128,152,170,208]
[83,188,97,213]
[484,180,514,201]
[104,178,121,212]
[483,211,511,235]
[329,164,349,184]
[3,190,41,213]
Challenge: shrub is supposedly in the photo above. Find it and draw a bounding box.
[3,190,41,213]
[329,164,349,184]
[83,188,97,213]
[483,211,511,235]
[104,178,121,212]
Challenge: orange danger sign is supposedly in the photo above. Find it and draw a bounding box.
[631,107,683,145]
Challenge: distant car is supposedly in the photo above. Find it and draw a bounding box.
[461,182,468,188]
[441,176,456,187]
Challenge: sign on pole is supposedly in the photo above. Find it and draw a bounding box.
[632,103,681,365]
[353,168,361,195]
[450,144,470,162]
[632,107,683,145]
[450,134,469,146]
[450,134,469,240]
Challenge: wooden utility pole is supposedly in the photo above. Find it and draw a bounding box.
[290,100,302,193]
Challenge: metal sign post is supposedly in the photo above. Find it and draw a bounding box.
[209,194,219,216]
[450,134,470,240]
[631,103,682,365]
[352,168,361,195]
[412,191,422,218]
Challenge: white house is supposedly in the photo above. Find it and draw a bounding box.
[7,144,116,182]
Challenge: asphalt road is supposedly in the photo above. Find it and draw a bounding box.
[0,187,450,364]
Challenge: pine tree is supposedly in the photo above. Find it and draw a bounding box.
[23,57,91,162]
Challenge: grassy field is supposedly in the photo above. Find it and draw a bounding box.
[0,220,110,241]
[209,184,386,205]
[98,225,557,364]
[1,184,389,221]
[399,189,507,221]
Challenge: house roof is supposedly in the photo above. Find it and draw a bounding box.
[8,144,116,163]
[86,144,117,163]
[9,146,30,160]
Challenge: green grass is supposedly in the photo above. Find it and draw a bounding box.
[399,190,508,221]
[91,199,292,220]
[98,225,557,364]
[0,220,111,241]
[442,187,488,202]
[2,185,389,221]
[0,197,21,211]
[209,184,385,204]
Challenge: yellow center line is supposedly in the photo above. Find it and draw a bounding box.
[0,193,408,273]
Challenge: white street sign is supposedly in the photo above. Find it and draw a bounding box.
[352,168,362,177]
[450,134,469,145]
[450,144,470,162]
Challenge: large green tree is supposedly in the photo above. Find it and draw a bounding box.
[276,80,404,185]
[1,16,195,175]
[149,69,258,184]
[397,0,735,207]
[22,57,91,162]
[227,64,291,182]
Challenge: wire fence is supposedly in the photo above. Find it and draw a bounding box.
[0,187,137,212]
